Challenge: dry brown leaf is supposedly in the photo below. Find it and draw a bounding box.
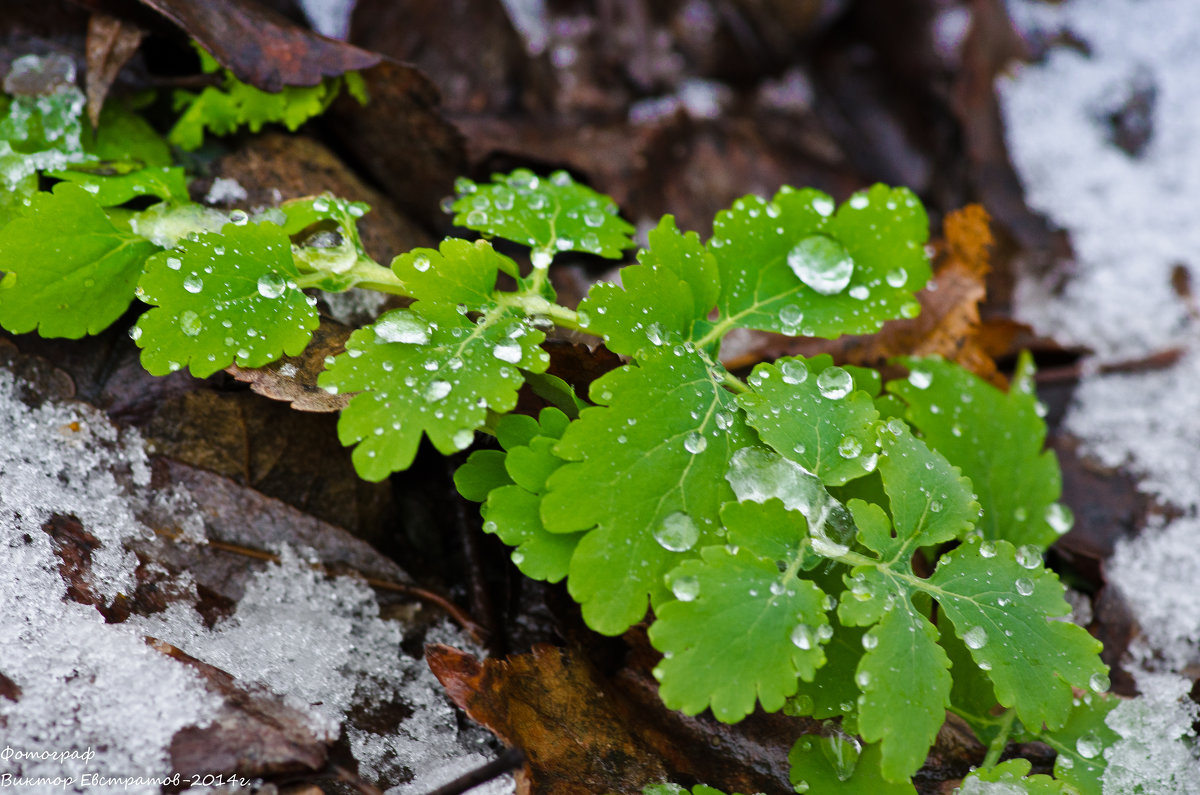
[226,317,352,414]
[84,13,143,127]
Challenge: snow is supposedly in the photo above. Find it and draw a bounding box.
[1001,0,1200,789]
[297,0,356,40]
[203,177,248,206]
[0,363,511,793]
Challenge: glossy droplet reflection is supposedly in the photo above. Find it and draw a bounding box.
[787,235,854,295]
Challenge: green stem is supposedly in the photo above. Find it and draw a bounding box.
[982,708,1017,768]
[293,257,408,295]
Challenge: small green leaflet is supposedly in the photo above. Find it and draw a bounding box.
[85,102,173,168]
[643,784,754,795]
[454,408,582,582]
[542,346,752,635]
[0,183,158,338]
[788,734,916,795]
[738,356,880,486]
[169,46,365,151]
[579,215,718,354]
[888,354,1071,550]
[390,237,518,307]
[1025,693,1118,794]
[47,166,190,207]
[133,220,318,377]
[650,499,829,722]
[452,169,636,259]
[279,194,375,291]
[319,303,549,481]
[709,184,929,339]
[955,759,1075,794]
[928,537,1107,732]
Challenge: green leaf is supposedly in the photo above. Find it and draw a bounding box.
[579,215,717,354]
[391,237,518,307]
[477,408,581,582]
[928,537,1107,732]
[738,355,880,486]
[47,166,189,207]
[956,759,1076,794]
[85,101,172,167]
[319,304,550,481]
[279,194,378,290]
[168,46,360,151]
[888,354,1071,550]
[133,220,318,377]
[1025,693,1118,794]
[542,346,753,634]
[788,620,866,721]
[788,735,916,795]
[0,183,157,337]
[854,599,950,782]
[709,184,929,339]
[650,499,830,722]
[452,169,636,258]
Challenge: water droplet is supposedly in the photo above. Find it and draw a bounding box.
[848,285,869,300]
[855,670,872,688]
[453,429,475,450]
[454,177,476,194]
[811,196,834,217]
[900,301,921,319]
[963,626,988,649]
[683,431,708,454]
[821,732,861,782]
[466,209,488,226]
[816,367,853,399]
[183,274,203,293]
[791,624,815,650]
[837,436,862,459]
[166,257,181,271]
[412,254,431,272]
[128,325,143,342]
[1075,733,1102,759]
[885,268,908,288]
[425,381,452,402]
[179,310,202,337]
[1015,544,1042,569]
[654,512,699,552]
[583,208,606,227]
[780,359,808,385]
[1015,577,1035,596]
[492,342,523,363]
[848,193,869,210]
[229,209,248,225]
[374,313,430,345]
[1058,755,1075,771]
[861,632,878,651]
[257,272,286,299]
[979,541,997,558]
[671,574,701,602]
[1089,672,1110,693]
[530,249,553,269]
[787,235,854,295]
[1045,502,1074,535]
[779,304,804,327]
[908,369,932,389]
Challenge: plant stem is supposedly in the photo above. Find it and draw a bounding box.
[982,708,1017,768]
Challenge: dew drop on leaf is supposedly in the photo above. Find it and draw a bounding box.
[683,431,708,454]
[779,304,804,328]
[492,341,523,363]
[1076,733,1102,759]
[821,732,861,782]
[1015,544,1042,569]
[229,209,248,225]
[837,436,862,459]
[1015,577,1035,596]
[861,631,879,651]
[654,511,699,552]
[855,670,872,688]
[787,235,854,295]
[885,267,908,288]
[183,274,203,293]
[780,359,808,385]
[1045,502,1074,535]
[908,369,933,389]
[374,314,430,345]
[791,624,815,650]
[128,325,142,341]
[453,429,474,450]
[670,574,701,602]
[816,366,853,399]
[963,626,988,649]
[979,541,997,558]
[424,381,452,402]
[1089,671,1110,693]
[811,196,834,217]
[257,272,286,299]
[166,257,181,271]
[179,310,202,337]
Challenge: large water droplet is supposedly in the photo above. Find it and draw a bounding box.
[787,235,854,295]
[855,670,872,688]
[821,732,861,782]
[979,541,997,558]
[780,359,808,385]
[412,254,431,272]
[1015,577,1035,597]
[182,274,203,293]
[179,310,202,337]
[885,268,908,288]
[791,624,815,650]
[683,431,708,454]
[424,381,452,402]
[837,436,862,459]
[1089,672,1110,693]
[492,342,523,363]
[908,369,932,389]
[1015,544,1042,569]
[816,367,853,399]
[166,256,181,271]
[671,574,701,602]
[861,632,878,651]
[374,313,430,345]
[1045,502,1074,535]
[963,626,988,649]
[1075,733,1102,759]
[654,512,699,552]
[257,272,286,299]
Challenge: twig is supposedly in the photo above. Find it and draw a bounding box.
[421,748,525,795]
[1033,347,1184,385]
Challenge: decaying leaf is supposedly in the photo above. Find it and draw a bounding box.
[226,317,353,413]
[84,13,143,127]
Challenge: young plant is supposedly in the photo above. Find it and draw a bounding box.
[0,53,1114,794]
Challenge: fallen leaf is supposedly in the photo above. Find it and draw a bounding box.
[136,0,380,91]
[84,12,143,127]
[227,317,353,413]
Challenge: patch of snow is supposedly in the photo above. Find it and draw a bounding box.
[999,0,1200,358]
[204,177,248,206]
[319,287,389,326]
[500,0,549,55]
[1102,671,1200,795]
[0,368,220,791]
[298,0,356,40]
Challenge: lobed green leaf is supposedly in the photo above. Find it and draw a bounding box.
[47,166,189,207]
[0,183,158,338]
[133,220,318,377]
[452,168,636,258]
[391,237,518,307]
[788,735,916,795]
[709,184,929,340]
[955,759,1076,794]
